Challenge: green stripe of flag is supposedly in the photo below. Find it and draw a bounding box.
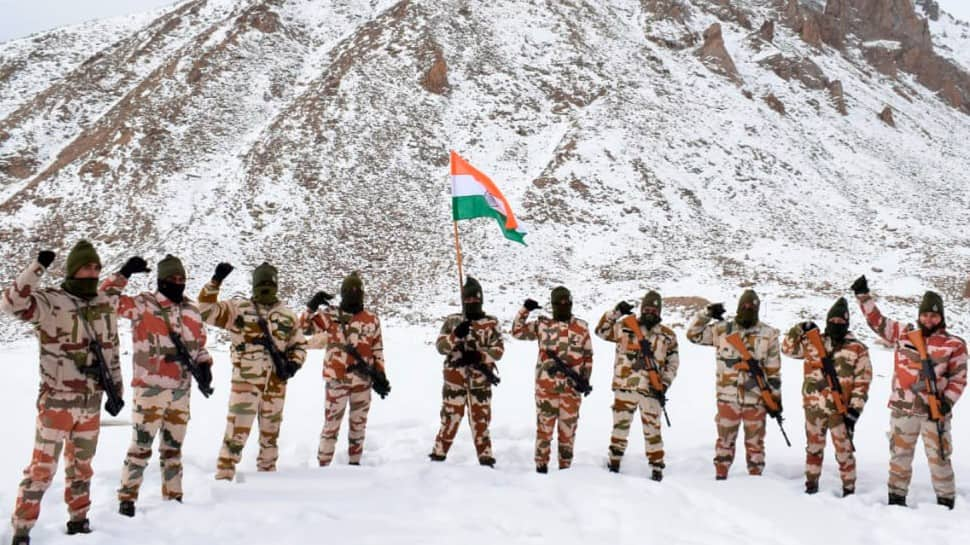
[452,195,526,245]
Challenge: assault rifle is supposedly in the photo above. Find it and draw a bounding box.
[622,315,671,427]
[87,339,125,416]
[907,329,948,462]
[256,317,295,381]
[725,333,791,447]
[805,328,853,450]
[345,344,391,399]
[451,321,501,386]
[544,350,592,396]
[169,332,214,397]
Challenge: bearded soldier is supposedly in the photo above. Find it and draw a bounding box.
[781,297,872,496]
[100,254,214,516]
[302,272,389,466]
[596,291,678,480]
[511,286,593,473]
[687,289,782,480]
[198,262,306,480]
[852,276,967,509]
[429,276,504,467]
[2,241,124,543]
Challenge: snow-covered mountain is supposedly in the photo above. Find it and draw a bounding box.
[1,0,969,335]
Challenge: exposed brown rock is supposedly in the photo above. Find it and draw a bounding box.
[0,156,38,179]
[916,0,940,20]
[878,105,896,126]
[642,0,698,49]
[238,6,281,34]
[828,80,848,114]
[801,15,823,48]
[820,0,847,48]
[759,20,775,42]
[758,54,828,90]
[79,161,110,178]
[420,46,449,95]
[963,278,970,298]
[862,42,901,77]
[764,93,787,115]
[695,23,741,84]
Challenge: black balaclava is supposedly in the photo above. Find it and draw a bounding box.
[550,286,572,322]
[735,289,760,329]
[157,254,186,304]
[462,276,484,320]
[252,262,279,306]
[340,272,364,314]
[825,297,850,345]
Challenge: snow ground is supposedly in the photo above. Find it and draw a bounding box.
[0,312,968,544]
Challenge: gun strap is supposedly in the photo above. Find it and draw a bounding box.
[72,299,103,370]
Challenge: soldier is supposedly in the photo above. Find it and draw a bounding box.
[1,241,124,544]
[780,297,872,496]
[851,276,967,508]
[687,289,782,480]
[596,291,679,480]
[511,286,593,473]
[302,272,389,466]
[429,276,504,467]
[198,262,306,481]
[100,254,214,516]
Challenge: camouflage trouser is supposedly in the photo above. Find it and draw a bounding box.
[535,388,582,468]
[608,390,665,468]
[216,377,286,479]
[804,407,855,488]
[11,390,101,536]
[714,401,766,477]
[888,412,954,499]
[432,383,493,460]
[318,380,372,465]
[118,387,190,501]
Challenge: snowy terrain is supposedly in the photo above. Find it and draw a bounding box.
[1,306,969,544]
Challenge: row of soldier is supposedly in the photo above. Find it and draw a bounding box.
[1,240,966,544]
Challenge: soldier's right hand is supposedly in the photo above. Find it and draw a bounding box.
[844,407,860,433]
[800,321,819,333]
[37,250,55,268]
[523,298,540,312]
[454,320,471,338]
[850,275,869,295]
[307,291,334,312]
[707,303,726,320]
[212,262,234,283]
[615,301,634,315]
[119,256,151,278]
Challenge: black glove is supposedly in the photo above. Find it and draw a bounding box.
[615,301,634,315]
[851,275,869,295]
[461,350,482,366]
[523,298,540,312]
[708,303,726,320]
[844,407,860,433]
[372,371,391,399]
[196,364,214,395]
[800,321,819,333]
[119,256,150,278]
[940,398,952,416]
[105,396,124,417]
[213,262,234,283]
[307,291,334,312]
[454,320,471,338]
[285,360,301,378]
[37,251,55,268]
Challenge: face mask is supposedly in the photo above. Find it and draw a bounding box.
[463,300,484,320]
[158,280,186,303]
[340,286,364,314]
[62,278,98,300]
[552,300,572,322]
[640,313,661,330]
[825,322,849,344]
[253,284,278,305]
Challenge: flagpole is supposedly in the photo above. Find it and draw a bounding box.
[452,220,464,296]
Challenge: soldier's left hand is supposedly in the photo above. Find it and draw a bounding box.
[119,256,151,278]
[800,321,819,334]
[523,298,540,312]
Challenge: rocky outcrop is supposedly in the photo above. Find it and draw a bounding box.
[828,80,849,115]
[764,93,787,115]
[695,23,741,84]
[878,105,896,126]
[641,0,698,49]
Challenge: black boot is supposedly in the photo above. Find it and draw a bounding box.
[428,453,446,462]
[651,469,663,482]
[11,535,29,545]
[119,500,135,517]
[805,481,819,495]
[66,519,92,535]
[842,487,855,498]
[607,460,620,473]
[888,493,907,507]
[536,465,548,474]
[937,496,955,510]
[478,456,495,468]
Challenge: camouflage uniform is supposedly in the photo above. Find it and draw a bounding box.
[857,291,967,503]
[100,271,212,502]
[1,248,123,537]
[686,291,781,478]
[301,301,385,465]
[198,273,306,480]
[596,292,679,474]
[511,295,592,470]
[781,300,872,493]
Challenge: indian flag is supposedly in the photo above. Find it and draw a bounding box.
[450,150,527,245]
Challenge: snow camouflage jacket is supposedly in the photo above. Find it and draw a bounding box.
[301,306,385,385]
[687,308,781,406]
[595,310,679,393]
[436,313,504,390]
[198,281,306,384]
[511,309,593,394]
[781,327,872,413]
[857,294,967,416]
[101,273,212,391]
[1,260,123,395]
